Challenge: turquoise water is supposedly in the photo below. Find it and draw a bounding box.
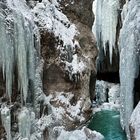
[88,110,127,140]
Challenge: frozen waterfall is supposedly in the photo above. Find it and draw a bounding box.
[0,0,39,139]
[119,0,140,138]
[93,0,120,67]
[0,1,35,104]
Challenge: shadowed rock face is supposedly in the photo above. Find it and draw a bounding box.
[59,0,94,29]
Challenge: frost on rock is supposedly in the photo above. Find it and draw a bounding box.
[119,0,140,138]
[0,105,11,140]
[92,0,120,68]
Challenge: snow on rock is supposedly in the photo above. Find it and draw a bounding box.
[130,102,140,140]
[65,53,86,81]
[95,80,108,104]
[108,83,120,104]
[57,127,104,140]
[44,92,85,123]
[95,80,120,105]
[93,80,120,112]
[6,0,33,21]
[119,0,140,138]
[32,0,77,46]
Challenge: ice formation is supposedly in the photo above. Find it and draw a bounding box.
[0,0,35,103]
[0,0,99,139]
[93,0,120,66]
[94,80,120,112]
[130,102,140,140]
[0,105,11,140]
[18,107,31,139]
[0,0,39,139]
[119,0,140,138]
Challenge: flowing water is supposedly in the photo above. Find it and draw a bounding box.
[88,110,127,140]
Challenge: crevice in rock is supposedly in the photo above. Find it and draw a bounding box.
[97,72,120,83]
[89,71,96,101]
[134,69,140,108]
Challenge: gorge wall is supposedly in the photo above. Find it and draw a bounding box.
[0,0,101,140]
[93,0,140,139]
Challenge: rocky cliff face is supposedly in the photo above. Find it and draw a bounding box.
[0,0,98,139]
[38,0,97,135]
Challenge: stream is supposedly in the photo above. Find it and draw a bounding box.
[88,110,127,140]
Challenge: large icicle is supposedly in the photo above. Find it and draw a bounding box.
[93,0,120,65]
[18,107,31,139]
[1,106,11,140]
[0,3,14,100]
[0,1,35,103]
[119,0,140,138]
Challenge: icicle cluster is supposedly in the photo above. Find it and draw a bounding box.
[93,0,120,65]
[119,0,140,138]
[0,1,35,103]
[0,1,37,139]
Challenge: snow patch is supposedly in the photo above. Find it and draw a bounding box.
[57,127,104,140]
[32,0,77,46]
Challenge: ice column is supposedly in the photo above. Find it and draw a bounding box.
[18,107,31,139]
[119,0,140,138]
[1,106,11,140]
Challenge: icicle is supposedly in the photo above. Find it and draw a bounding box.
[93,0,120,65]
[1,106,11,140]
[0,1,36,103]
[0,4,14,100]
[13,13,29,103]
[18,107,31,139]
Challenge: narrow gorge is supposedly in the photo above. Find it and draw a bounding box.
[0,0,140,140]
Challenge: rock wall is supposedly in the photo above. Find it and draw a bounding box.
[0,0,98,139]
[38,0,97,133]
[119,0,140,138]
